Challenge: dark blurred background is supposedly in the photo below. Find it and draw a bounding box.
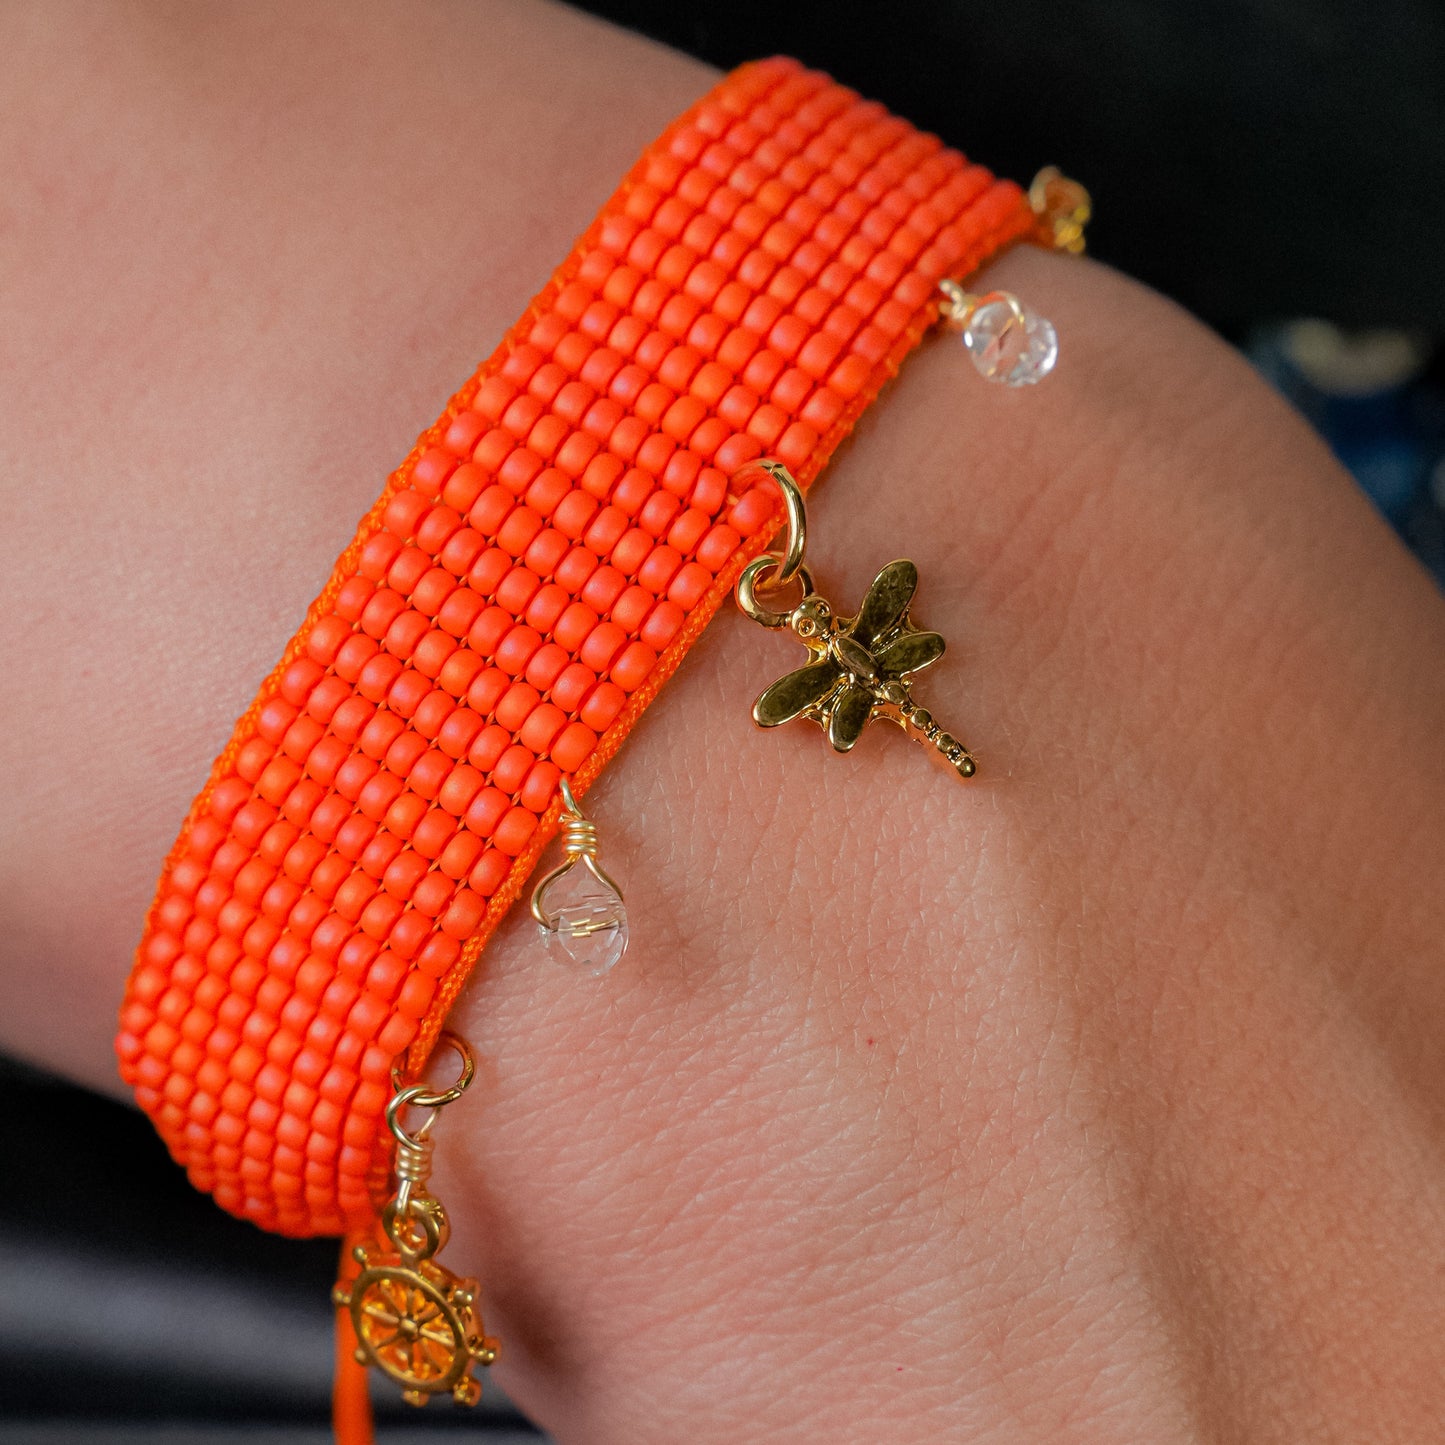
[7,3,1442,1441]
[594,0,1445,576]
[594,0,1445,332]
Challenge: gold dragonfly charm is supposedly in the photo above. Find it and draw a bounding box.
[734,463,976,779]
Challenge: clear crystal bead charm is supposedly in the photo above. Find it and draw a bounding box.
[529,779,628,976]
[537,866,628,976]
[962,294,1058,386]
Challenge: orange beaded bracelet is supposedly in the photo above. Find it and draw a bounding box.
[116,56,1051,1246]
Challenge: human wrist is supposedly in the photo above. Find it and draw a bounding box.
[429,240,1445,1439]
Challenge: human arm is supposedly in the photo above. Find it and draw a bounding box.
[4,3,1445,1440]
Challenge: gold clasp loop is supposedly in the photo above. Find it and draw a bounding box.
[389,1029,475,1112]
[735,459,808,586]
[383,1192,448,1263]
[734,460,818,629]
[386,1031,474,1225]
[736,553,817,630]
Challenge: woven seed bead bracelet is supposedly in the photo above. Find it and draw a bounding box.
[116,57,1066,1250]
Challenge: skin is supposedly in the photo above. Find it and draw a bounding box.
[3,2,1444,1441]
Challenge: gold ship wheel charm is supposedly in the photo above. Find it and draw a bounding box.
[333,1033,498,1407]
[734,462,976,779]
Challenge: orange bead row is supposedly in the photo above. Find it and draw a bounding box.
[116,57,1038,1236]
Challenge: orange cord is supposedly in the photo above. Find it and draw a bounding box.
[332,1234,375,1445]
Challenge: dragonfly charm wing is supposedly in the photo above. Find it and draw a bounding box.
[753,656,845,729]
[874,628,945,679]
[851,558,920,649]
[826,680,875,752]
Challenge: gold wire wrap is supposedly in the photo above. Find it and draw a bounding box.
[529,779,626,936]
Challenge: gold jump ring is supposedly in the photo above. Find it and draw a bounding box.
[735,459,807,586]
[389,1030,475,1112]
